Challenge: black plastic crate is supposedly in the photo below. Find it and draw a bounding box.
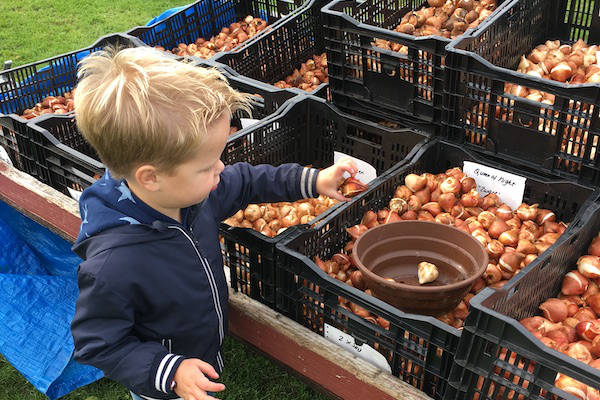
[209,0,329,100]
[276,138,597,399]
[444,0,600,186]
[321,0,512,125]
[127,0,305,61]
[221,95,430,310]
[447,199,600,400]
[0,34,144,173]
[25,114,104,197]
[208,64,299,116]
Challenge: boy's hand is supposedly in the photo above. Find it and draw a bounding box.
[173,359,225,400]
[316,158,359,202]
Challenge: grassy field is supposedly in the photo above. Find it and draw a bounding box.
[0,2,330,400]
[0,1,190,67]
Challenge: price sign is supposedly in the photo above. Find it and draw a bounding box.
[463,161,526,210]
[334,151,377,184]
[324,323,392,373]
[240,118,260,129]
[67,188,83,201]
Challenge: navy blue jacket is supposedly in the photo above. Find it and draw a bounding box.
[70,163,319,399]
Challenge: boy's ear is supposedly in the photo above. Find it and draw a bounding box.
[134,165,160,192]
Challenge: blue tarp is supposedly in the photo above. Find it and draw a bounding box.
[145,4,190,26]
[0,200,102,399]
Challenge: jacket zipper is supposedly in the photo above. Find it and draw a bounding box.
[167,225,225,365]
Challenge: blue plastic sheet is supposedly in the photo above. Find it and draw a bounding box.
[0,200,102,399]
[145,4,190,26]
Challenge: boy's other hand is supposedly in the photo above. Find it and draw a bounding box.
[173,359,225,400]
[316,158,359,202]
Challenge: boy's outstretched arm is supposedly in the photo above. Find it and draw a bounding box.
[211,158,358,221]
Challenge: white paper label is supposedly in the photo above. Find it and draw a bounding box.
[0,146,12,166]
[324,323,392,373]
[463,161,526,210]
[67,187,83,201]
[223,265,231,287]
[334,151,377,185]
[240,118,260,129]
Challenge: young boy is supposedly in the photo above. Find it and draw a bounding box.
[70,47,358,400]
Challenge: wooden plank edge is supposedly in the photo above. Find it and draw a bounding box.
[0,162,79,241]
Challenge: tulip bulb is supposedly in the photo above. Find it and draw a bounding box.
[577,255,600,279]
[340,177,368,198]
[405,173,427,192]
[418,261,439,284]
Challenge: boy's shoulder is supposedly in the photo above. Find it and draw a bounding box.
[77,223,184,278]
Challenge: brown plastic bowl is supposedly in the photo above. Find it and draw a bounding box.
[351,220,488,316]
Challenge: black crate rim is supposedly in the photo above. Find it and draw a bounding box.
[26,114,104,170]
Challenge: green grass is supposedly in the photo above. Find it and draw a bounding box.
[0,1,190,67]
[0,2,331,399]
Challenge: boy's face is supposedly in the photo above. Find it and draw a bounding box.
[156,113,229,208]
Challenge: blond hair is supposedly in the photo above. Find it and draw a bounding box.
[74,46,251,178]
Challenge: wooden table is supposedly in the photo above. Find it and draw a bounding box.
[0,162,432,400]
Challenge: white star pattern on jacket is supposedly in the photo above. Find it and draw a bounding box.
[119,217,141,225]
[117,182,136,203]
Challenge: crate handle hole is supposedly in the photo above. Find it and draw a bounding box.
[569,234,578,245]
[382,64,396,77]
[508,284,519,297]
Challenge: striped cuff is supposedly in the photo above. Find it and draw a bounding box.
[154,353,185,394]
[300,168,319,199]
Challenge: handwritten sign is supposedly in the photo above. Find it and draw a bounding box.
[67,187,83,201]
[463,161,526,210]
[334,151,377,185]
[240,118,261,129]
[223,265,232,287]
[0,146,12,166]
[324,323,392,373]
